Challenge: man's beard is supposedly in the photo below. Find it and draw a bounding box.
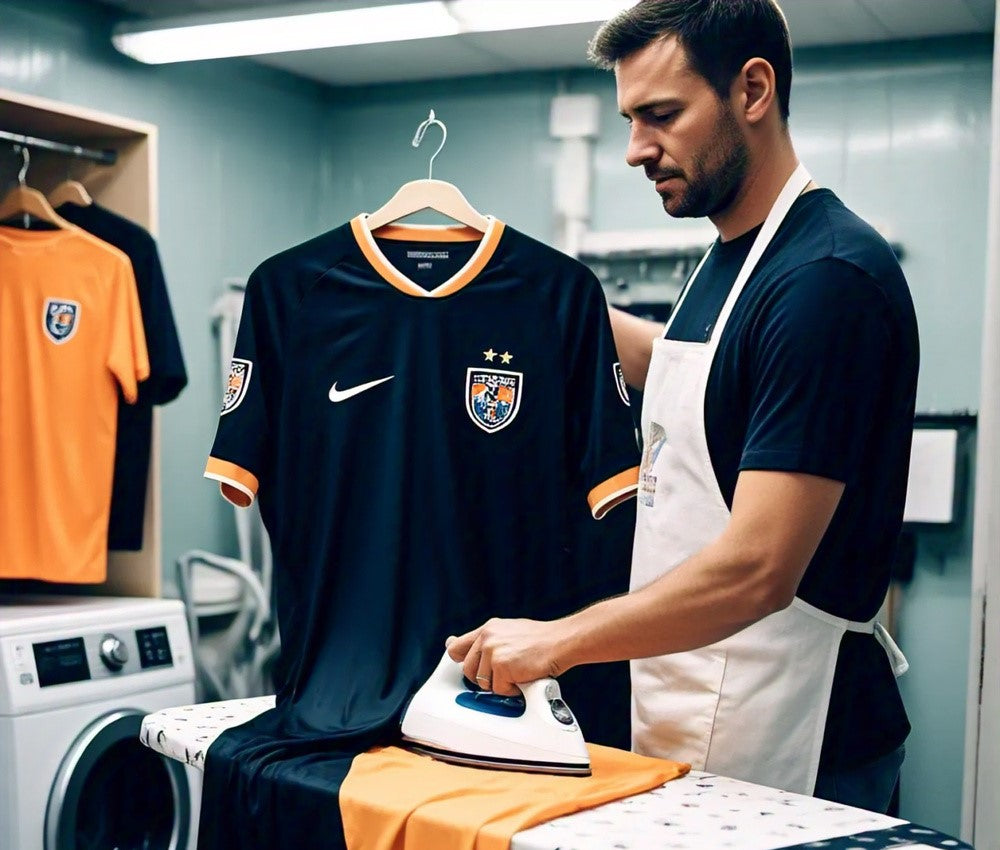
[663,105,749,219]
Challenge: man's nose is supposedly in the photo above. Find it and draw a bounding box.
[625,125,658,169]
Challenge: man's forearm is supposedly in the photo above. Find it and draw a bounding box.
[555,471,841,669]
[558,535,789,668]
[608,306,663,390]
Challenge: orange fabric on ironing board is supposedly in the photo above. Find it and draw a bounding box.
[340,743,689,850]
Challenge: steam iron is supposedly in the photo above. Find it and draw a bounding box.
[400,650,591,776]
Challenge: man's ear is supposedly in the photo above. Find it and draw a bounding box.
[732,57,777,126]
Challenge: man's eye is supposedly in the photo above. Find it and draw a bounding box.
[652,111,679,123]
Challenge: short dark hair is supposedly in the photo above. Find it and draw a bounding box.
[588,0,793,122]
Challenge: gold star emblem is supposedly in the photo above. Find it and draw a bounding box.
[484,348,497,362]
[500,351,513,364]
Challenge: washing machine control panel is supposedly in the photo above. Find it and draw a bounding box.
[0,599,194,715]
[27,625,174,688]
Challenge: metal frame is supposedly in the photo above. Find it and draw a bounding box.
[0,129,117,165]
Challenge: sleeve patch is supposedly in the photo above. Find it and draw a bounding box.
[221,358,252,415]
[613,362,630,406]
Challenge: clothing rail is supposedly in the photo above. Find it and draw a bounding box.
[0,129,117,165]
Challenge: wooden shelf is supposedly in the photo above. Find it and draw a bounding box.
[0,88,161,598]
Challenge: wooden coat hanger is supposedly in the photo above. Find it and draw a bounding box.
[49,178,93,209]
[0,146,74,229]
[365,110,489,233]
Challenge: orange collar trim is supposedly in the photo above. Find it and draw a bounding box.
[350,215,505,298]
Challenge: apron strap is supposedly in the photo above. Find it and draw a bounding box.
[710,163,812,340]
[663,244,714,337]
[793,599,909,678]
[874,622,910,677]
[662,163,812,340]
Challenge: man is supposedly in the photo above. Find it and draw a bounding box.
[447,0,918,813]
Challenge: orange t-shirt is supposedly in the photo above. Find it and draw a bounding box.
[0,226,149,582]
[340,743,689,850]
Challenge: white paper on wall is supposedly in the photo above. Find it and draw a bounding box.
[904,428,959,523]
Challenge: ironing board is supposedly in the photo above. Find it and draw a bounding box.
[141,697,972,850]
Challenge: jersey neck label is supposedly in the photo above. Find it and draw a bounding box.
[466,368,522,433]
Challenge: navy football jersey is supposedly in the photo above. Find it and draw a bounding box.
[205,215,638,720]
[198,217,638,850]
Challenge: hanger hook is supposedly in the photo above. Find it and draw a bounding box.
[411,109,447,180]
[15,145,29,186]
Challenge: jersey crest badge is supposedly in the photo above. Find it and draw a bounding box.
[466,368,522,433]
[43,299,80,344]
[221,358,252,415]
[613,362,630,406]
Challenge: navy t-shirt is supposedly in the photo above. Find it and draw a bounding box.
[57,203,187,550]
[666,188,918,770]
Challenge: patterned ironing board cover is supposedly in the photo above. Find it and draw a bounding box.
[140,698,972,850]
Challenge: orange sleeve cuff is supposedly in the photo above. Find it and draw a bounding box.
[204,457,259,508]
[588,466,639,520]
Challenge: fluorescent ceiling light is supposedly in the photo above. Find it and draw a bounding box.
[449,0,633,33]
[113,0,635,65]
[113,2,460,64]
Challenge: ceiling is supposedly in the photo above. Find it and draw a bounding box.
[89,0,997,87]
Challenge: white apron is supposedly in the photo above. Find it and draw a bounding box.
[630,164,907,795]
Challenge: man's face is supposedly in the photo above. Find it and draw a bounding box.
[616,36,749,219]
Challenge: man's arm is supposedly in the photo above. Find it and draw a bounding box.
[448,469,844,694]
[562,469,843,662]
[608,306,663,390]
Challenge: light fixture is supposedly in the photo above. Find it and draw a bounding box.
[112,3,461,64]
[448,1,633,33]
[112,0,636,65]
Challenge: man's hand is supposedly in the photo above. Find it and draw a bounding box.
[446,618,572,696]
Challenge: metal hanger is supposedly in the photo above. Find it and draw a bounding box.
[0,146,73,230]
[414,109,447,180]
[365,109,489,232]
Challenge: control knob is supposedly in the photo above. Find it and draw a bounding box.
[99,634,129,672]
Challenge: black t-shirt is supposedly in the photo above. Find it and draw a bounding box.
[666,188,918,770]
[199,218,639,850]
[57,202,187,550]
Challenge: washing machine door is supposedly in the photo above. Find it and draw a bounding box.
[46,709,191,850]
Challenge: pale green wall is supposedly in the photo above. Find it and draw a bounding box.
[0,0,989,836]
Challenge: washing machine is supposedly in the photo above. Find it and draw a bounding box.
[0,595,201,850]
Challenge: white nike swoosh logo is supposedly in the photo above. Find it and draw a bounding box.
[328,375,395,402]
